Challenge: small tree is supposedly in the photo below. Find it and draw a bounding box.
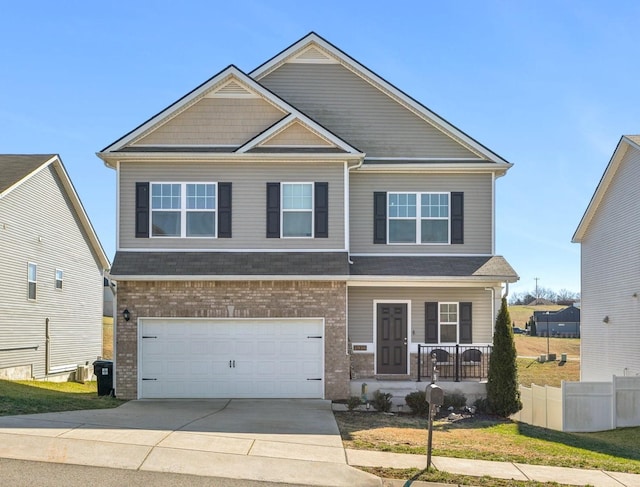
[528,317,537,336]
[486,297,522,417]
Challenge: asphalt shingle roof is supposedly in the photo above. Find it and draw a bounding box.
[110,252,518,281]
[0,154,55,194]
[110,252,350,276]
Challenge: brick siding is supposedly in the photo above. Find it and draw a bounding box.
[115,280,348,400]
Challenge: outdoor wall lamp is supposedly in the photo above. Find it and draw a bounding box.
[123,309,131,322]
[602,315,609,324]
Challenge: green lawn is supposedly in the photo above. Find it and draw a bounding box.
[0,379,124,416]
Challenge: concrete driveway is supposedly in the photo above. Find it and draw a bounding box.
[0,399,380,487]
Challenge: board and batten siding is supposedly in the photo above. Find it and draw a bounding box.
[580,144,640,381]
[350,172,493,254]
[119,161,345,250]
[131,98,285,147]
[348,287,494,344]
[0,165,104,379]
[259,63,479,159]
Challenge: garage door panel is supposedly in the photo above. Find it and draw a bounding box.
[140,319,323,399]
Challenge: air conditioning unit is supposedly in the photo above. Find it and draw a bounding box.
[76,364,92,384]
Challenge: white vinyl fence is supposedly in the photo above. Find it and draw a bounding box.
[512,376,640,432]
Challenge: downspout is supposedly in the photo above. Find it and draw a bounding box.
[107,273,117,392]
[346,156,365,264]
[45,318,50,376]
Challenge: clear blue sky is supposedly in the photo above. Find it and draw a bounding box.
[2,1,639,297]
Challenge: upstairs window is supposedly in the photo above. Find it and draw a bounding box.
[282,183,313,237]
[151,183,216,237]
[28,263,37,300]
[55,269,63,290]
[388,192,449,244]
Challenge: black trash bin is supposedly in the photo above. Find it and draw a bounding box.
[93,360,113,396]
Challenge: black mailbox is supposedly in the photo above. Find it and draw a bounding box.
[425,383,444,406]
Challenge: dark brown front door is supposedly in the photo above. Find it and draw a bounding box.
[376,303,408,374]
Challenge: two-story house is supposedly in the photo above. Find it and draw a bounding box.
[0,154,109,380]
[99,33,518,400]
[573,135,640,381]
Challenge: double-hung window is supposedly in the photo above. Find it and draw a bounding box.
[55,269,63,290]
[388,192,449,244]
[151,183,216,237]
[439,303,459,343]
[282,183,313,238]
[27,263,37,300]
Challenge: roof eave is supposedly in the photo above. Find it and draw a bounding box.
[97,150,366,167]
[572,136,640,242]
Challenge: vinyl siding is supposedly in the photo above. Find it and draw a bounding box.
[0,166,104,378]
[348,287,493,343]
[580,144,640,381]
[259,63,479,159]
[119,161,345,250]
[350,172,493,254]
[131,98,285,146]
[262,122,333,147]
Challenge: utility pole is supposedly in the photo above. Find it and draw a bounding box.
[534,277,540,300]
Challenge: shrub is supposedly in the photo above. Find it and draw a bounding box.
[473,397,490,414]
[443,391,467,409]
[486,297,522,417]
[346,396,362,411]
[405,390,429,416]
[371,390,393,412]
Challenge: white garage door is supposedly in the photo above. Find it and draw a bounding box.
[138,318,324,399]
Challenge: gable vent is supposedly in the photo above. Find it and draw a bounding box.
[207,80,258,98]
[289,46,338,64]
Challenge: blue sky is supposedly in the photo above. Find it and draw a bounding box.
[2,1,639,297]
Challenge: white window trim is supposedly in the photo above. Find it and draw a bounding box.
[387,191,450,245]
[150,182,218,238]
[27,262,37,301]
[55,269,63,290]
[281,182,314,239]
[439,301,459,344]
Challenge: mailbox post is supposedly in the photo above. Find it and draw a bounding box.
[425,383,444,469]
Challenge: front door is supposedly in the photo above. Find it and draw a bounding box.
[376,303,408,374]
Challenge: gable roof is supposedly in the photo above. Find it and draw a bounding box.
[573,135,640,242]
[98,65,362,166]
[251,32,512,170]
[0,154,110,269]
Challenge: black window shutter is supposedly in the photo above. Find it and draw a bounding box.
[135,182,149,238]
[451,192,464,244]
[373,192,387,244]
[218,182,232,238]
[314,182,328,238]
[266,183,280,238]
[425,302,438,343]
[459,302,472,344]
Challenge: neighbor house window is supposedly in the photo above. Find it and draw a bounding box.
[282,183,313,237]
[439,302,458,343]
[388,192,449,244]
[28,263,37,300]
[55,269,63,290]
[151,183,216,237]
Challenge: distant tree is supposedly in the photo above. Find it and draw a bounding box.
[556,289,579,305]
[487,297,522,417]
[528,317,537,336]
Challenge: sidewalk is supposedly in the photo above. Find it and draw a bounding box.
[347,449,640,487]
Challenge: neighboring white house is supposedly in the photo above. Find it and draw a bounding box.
[0,154,110,380]
[573,135,640,381]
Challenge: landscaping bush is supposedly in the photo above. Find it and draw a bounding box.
[371,390,393,412]
[405,390,429,416]
[443,391,467,409]
[346,396,362,411]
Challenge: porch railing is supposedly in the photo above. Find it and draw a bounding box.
[417,344,492,382]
